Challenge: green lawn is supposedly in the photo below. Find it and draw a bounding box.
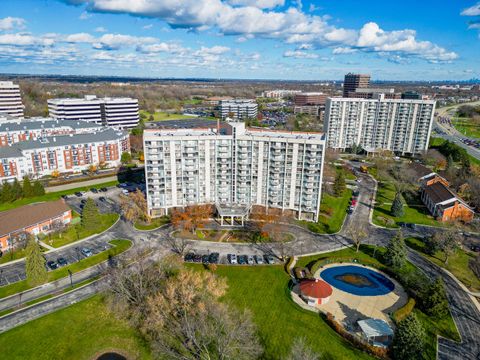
[405,237,480,292]
[214,265,373,360]
[301,189,352,234]
[452,117,480,139]
[0,180,118,212]
[0,239,132,299]
[140,110,193,121]
[295,245,460,360]
[372,177,441,228]
[0,295,151,360]
[43,213,119,248]
[173,229,294,243]
[134,216,170,230]
[429,137,480,166]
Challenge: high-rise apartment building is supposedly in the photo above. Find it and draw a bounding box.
[343,73,371,97]
[0,81,24,118]
[324,95,436,155]
[48,95,139,129]
[219,99,258,120]
[144,120,326,222]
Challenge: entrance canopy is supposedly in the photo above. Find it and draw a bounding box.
[215,203,251,226]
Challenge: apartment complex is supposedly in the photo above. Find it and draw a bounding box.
[0,117,102,147]
[343,73,371,97]
[48,95,139,129]
[219,99,258,120]
[0,81,24,118]
[294,92,326,106]
[324,95,436,154]
[144,120,326,222]
[262,89,302,99]
[0,128,130,181]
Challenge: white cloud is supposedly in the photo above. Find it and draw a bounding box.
[92,33,157,50]
[461,2,480,16]
[332,47,357,54]
[143,24,153,30]
[0,17,26,31]
[0,33,55,46]
[65,32,96,43]
[283,50,318,59]
[137,42,185,54]
[95,26,107,32]
[227,0,284,9]
[79,11,92,20]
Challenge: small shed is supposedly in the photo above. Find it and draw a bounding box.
[299,279,333,305]
[357,318,394,347]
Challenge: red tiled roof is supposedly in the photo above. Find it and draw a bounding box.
[299,279,333,298]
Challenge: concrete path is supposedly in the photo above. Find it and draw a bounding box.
[45,176,118,193]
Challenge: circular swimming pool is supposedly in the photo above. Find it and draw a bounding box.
[320,265,395,296]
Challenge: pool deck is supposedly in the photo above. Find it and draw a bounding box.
[291,262,408,329]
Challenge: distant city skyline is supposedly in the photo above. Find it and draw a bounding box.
[0,0,479,80]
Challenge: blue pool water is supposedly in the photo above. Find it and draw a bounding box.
[320,265,395,296]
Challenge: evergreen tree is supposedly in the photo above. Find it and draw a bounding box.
[32,180,45,196]
[25,237,48,287]
[333,171,346,197]
[392,313,426,360]
[384,230,407,269]
[22,176,34,198]
[81,197,100,230]
[121,152,132,164]
[423,277,449,318]
[11,178,23,200]
[446,154,454,170]
[1,182,14,203]
[391,192,404,217]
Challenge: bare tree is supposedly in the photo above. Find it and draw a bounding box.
[165,235,190,256]
[347,226,368,253]
[285,337,321,360]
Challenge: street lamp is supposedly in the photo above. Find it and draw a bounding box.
[68,269,73,288]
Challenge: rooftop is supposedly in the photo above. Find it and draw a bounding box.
[424,181,456,204]
[0,118,102,133]
[357,318,393,338]
[299,279,333,299]
[0,200,71,237]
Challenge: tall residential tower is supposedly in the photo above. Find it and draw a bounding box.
[0,81,24,118]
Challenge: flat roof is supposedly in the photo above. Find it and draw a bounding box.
[358,318,393,338]
[216,203,251,217]
[0,200,71,237]
[145,118,218,129]
[0,118,102,132]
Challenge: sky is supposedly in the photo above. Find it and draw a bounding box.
[0,0,479,81]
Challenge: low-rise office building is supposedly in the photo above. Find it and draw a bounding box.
[219,99,258,120]
[0,200,72,252]
[144,119,326,222]
[0,117,102,147]
[324,95,436,155]
[48,95,139,129]
[0,81,24,118]
[294,92,326,106]
[0,128,130,181]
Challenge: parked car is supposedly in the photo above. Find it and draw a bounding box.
[193,254,202,263]
[100,187,108,192]
[121,189,129,195]
[118,183,128,188]
[99,196,107,202]
[238,255,248,265]
[347,207,354,215]
[265,255,276,264]
[81,248,93,257]
[351,199,357,206]
[90,188,98,193]
[470,245,480,252]
[254,255,264,264]
[201,255,210,264]
[75,192,83,197]
[46,260,59,270]
[61,194,69,199]
[57,257,68,266]
[184,252,195,262]
[228,254,237,264]
[247,255,255,265]
[209,252,220,264]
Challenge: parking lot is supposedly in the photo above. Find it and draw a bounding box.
[183,251,279,266]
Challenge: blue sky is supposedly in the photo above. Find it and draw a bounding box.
[0,0,479,80]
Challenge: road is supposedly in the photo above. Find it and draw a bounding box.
[434,101,480,161]
[0,171,478,358]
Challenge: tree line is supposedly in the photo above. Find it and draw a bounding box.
[0,176,45,203]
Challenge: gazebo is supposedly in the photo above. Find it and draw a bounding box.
[299,279,333,306]
[357,318,394,347]
[215,203,251,226]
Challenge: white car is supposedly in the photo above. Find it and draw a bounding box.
[121,189,129,195]
[254,255,264,264]
[228,254,237,264]
[247,255,255,265]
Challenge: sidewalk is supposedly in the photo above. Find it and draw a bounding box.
[45,176,118,193]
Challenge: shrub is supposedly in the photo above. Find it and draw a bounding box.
[393,298,416,323]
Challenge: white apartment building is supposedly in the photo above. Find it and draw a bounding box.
[219,99,258,120]
[144,120,326,222]
[0,128,130,181]
[48,95,139,129]
[0,117,102,147]
[261,90,302,99]
[324,95,436,154]
[0,81,24,118]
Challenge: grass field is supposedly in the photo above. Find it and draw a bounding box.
[405,237,480,292]
[173,229,294,243]
[301,189,352,234]
[0,239,132,299]
[429,137,480,166]
[0,295,151,360]
[44,213,119,248]
[452,117,480,139]
[0,180,118,212]
[372,178,440,228]
[134,216,170,231]
[140,110,193,121]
